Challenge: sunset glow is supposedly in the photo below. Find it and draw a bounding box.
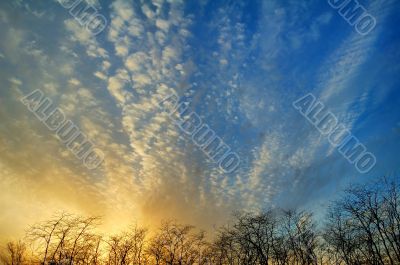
[1,1,400,264]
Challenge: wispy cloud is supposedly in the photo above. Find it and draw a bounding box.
[0,0,399,240]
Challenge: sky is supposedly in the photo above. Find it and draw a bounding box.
[0,0,400,241]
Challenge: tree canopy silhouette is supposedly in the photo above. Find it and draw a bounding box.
[1,177,399,265]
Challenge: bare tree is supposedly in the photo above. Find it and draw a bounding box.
[204,228,239,265]
[3,176,400,265]
[105,225,147,265]
[147,221,206,265]
[323,177,400,265]
[229,211,276,264]
[280,210,317,265]
[26,213,102,265]
[27,212,69,264]
[0,241,27,265]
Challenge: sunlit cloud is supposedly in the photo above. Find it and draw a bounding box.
[0,0,399,244]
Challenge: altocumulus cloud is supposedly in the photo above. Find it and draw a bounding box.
[0,0,400,239]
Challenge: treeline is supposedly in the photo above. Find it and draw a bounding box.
[1,178,400,265]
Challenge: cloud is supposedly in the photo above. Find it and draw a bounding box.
[64,19,108,59]
[8,77,22,86]
[94,71,107,80]
[68,78,81,86]
[0,0,399,240]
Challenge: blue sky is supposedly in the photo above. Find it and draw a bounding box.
[0,0,399,239]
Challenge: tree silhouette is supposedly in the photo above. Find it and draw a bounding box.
[1,177,399,265]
